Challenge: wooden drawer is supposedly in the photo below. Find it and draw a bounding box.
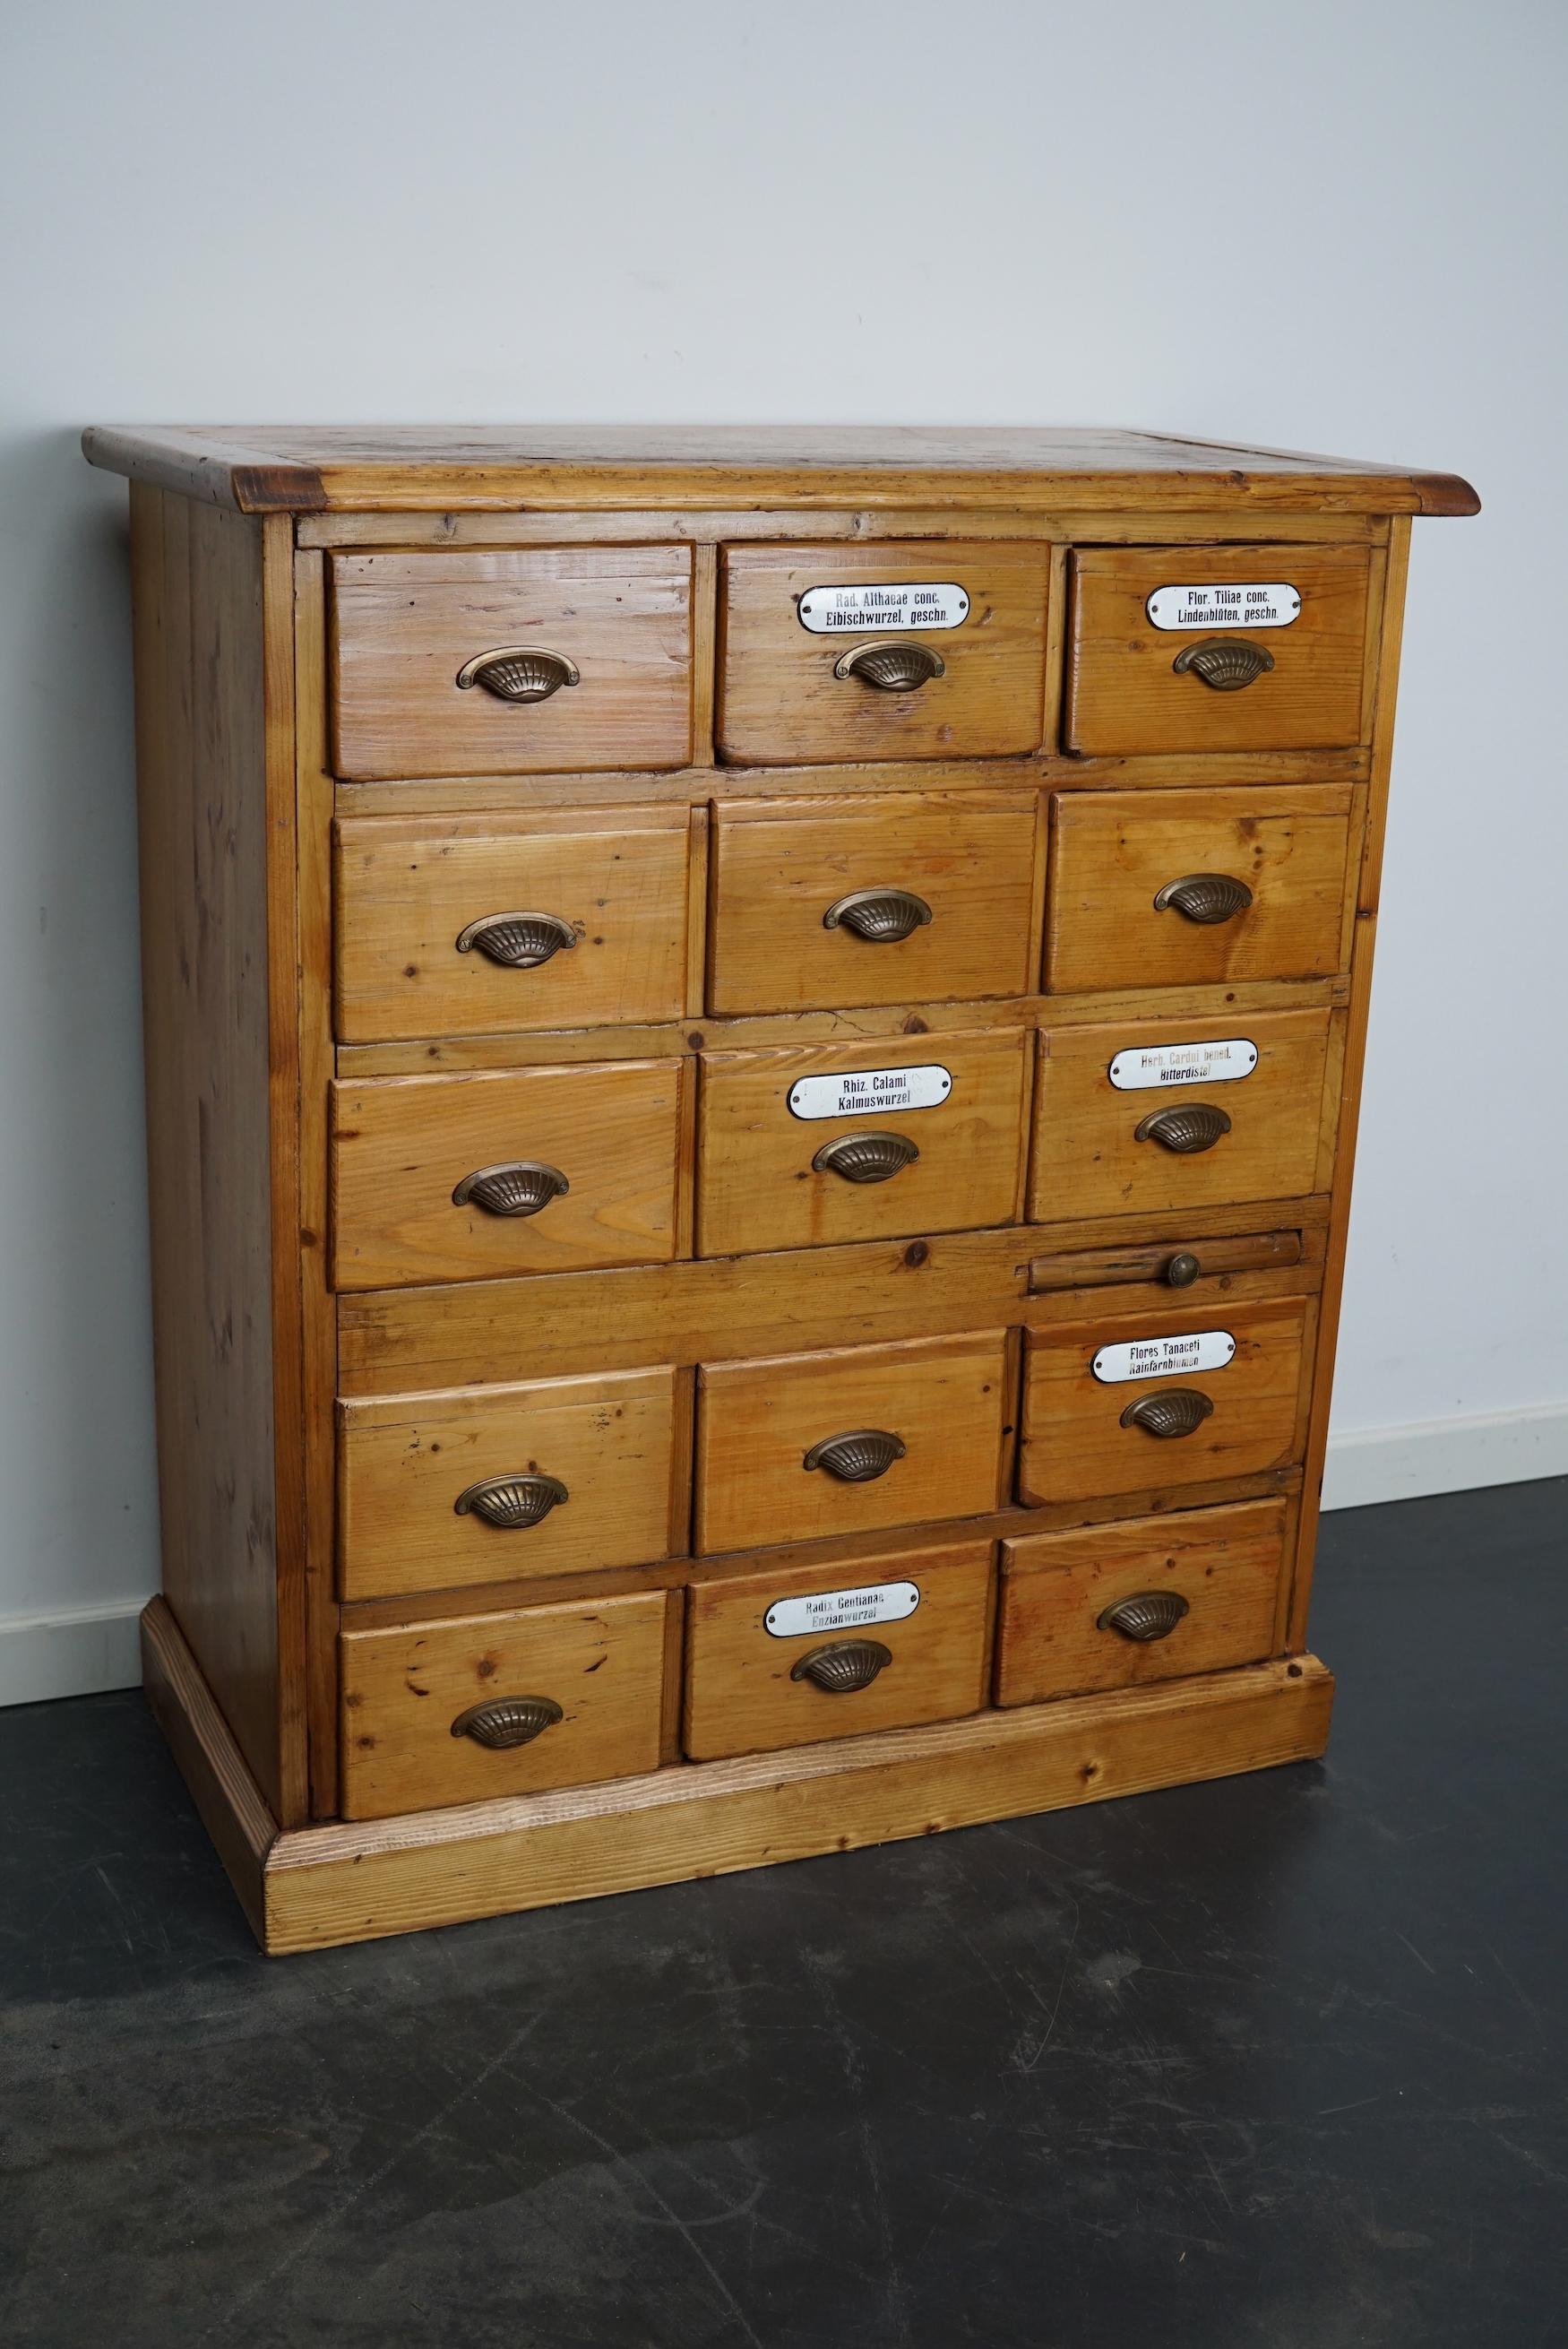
[695,1330,1010,1556]
[684,1540,994,1762]
[1045,786,1358,994]
[995,1498,1286,1705]
[1029,1009,1334,1222]
[706,791,1038,1014]
[333,808,691,1042]
[329,548,693,780]
[337,1367,684,1602]
[339,1590,671,1820]
[1065,547,1373,755]
[696,1029,1030,1258]
[1018,1296,1312,1505]
[718,542,1050,765]
[331,1059,684,1291]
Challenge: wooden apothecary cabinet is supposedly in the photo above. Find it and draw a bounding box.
[82,424,1477,1952]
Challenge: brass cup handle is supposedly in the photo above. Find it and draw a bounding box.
[1171,637,1275,692]
[832,639,946,693]
[803,1429,907,1482]
[1134,1103,1232,1155]
[452,1160,570,1216]
[1120,1388,1215,1439]
[1098,1592,1190,1642]
[455,646,581,702]
[812,1132,919,1185]
[456,911,579,968]
[1152,873,1254,925]
[790,1639,893,1694]
[451,1696,564,1749]
[822,886,934,943]
[454,1472,569,1529]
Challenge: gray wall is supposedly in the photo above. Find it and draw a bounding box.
[2,0,1564,1696]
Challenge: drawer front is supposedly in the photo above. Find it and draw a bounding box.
[330,548,693,781]
[1029,1010,1333,1222]
[695,1330,1010,1556]
[718,542,1050,765]
[1018,1296,1311,1505]
[338,1367,683,1602]
[684,1540,994,1762]
[697,1029,1030,1258]
[995,1498,1286,1705]
[1046,786,1357,995]
[340,1591,670,1820]
[333,809,691,1043]
[707,791,1038,1014]
[1065,547,1373,756]
[332,1060,683,1291]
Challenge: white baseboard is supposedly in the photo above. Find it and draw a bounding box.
[1322,1401,1568,1511]
[0,1410,1563,1707]
[0,1597,149,1708]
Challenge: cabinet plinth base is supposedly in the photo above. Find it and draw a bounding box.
[142,1595,1333,1957]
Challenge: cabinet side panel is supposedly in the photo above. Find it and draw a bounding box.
[131,486,284,1814]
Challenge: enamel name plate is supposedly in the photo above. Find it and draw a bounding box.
[765,1580,920,1639]
[1092,1330,1236,1385]
[788,1064,952,1120]
[1146,583,1301,631]
[797,582,969,634]
[1108,1038,1257,1091]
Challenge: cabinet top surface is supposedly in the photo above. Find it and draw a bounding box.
[82,423,1479,519]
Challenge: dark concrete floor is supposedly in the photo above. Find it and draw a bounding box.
[2,1479,1565,2349]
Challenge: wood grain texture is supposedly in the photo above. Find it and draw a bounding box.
[330,548,693,779]
[995,1498,1287,1705]
[337,1366,681,1601]
[695,1028,1030,1257]
[718,543,1050,764]
[333,807,690,1042]
[142,1597,278,1942]
[1067,547,1374,756]
[695,1330,1009,1555]
[683,1539,994,1762]
[331,1058,684,1290]
[339,1590,672,1820]
[130,487,292,1817]
[1030,1009,1333,1222]
[706,790,1039,1014]
[1046,785,1358,994]
[83,423,1479,516]
[263,1657,1334,1951]
[1020,1295,1312,1506]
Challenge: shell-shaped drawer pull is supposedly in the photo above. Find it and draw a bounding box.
[1097,1590,1191,1642]
[455,646,582,703]
[1164,1249,1202,1288]
[1171,637,1275,692]
[802,1429,907,1482]
[832,639,946,693]
[1152,872,1255,926]
[822,886,934,943]
[456,911,579,968]
[812,1131,920,1185]
[789,1638,894,1694]
[1119,1388,1215,1439]
[453,1472,570,1529]
[451,1161,570,1217]
[1134,1103,1232,1155]
[450,1695,564,1749]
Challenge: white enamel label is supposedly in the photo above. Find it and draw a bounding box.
[1092,1330,1236,1385]
[788,1064,952,1121]
[797,582,969,635]
[765,1580,920,1639]
[1146,583,1301,631]
[1108,1038,1257,1092]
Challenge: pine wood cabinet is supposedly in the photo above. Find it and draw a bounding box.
[82,422,1477,1952]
